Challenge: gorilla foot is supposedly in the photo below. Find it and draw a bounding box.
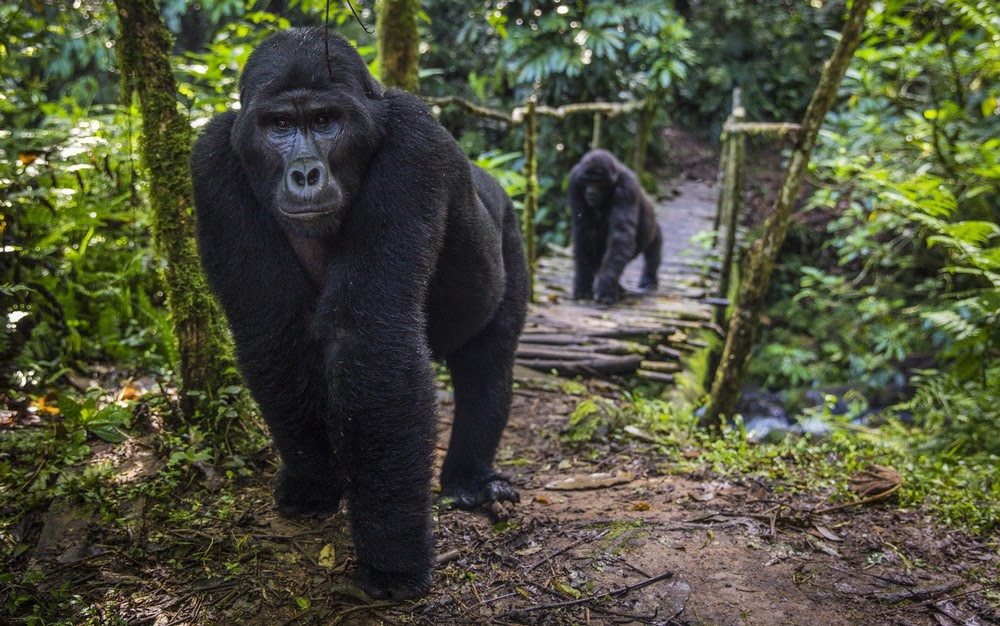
[355,563,431,601]
[638,277,658,291]
[441,474,520,510]
[593,276,625,304]
[274,470,342,519]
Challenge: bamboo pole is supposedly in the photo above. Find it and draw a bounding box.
[591,112,602,149]
[711,88,742,244]
[703,0,872,428]
[523,98,539,302]
[715,93,746,329]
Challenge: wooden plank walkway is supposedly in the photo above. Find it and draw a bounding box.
[515,180,724,382]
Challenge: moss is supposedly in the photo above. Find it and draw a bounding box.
[376,0,420,92]
[115,0,240,425]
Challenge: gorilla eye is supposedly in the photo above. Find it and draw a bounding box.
[273,116,293,130]
[313,113,334,129]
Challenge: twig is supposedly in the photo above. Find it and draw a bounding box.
[435,549,461,565]
[526,531,606,573]
[813,483,901,514]
[328,601,396,625]
[903,584,997,610]
[824,564,914,587]
[503,570,674,615]
[872,582,961,603]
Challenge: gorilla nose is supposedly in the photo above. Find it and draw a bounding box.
[285,158,327,197]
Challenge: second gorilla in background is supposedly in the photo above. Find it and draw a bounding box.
[568,149,662,304]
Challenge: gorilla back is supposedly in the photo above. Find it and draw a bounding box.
[190,28,528,601]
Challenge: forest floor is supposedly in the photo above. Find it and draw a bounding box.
[5,129,998,625]
[12,374,999,625]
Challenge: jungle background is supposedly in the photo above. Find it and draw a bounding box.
[1,0,998,624]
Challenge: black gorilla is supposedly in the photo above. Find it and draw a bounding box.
[190,28,528,600]
[568,149,662,304]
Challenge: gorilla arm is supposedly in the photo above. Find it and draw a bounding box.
[191,112,343,516]
[312,103,451,599]
[568,166,600,300]
[593,182,641,303]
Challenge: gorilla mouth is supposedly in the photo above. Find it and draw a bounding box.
[277,186,343,220]
[278,206,337,220]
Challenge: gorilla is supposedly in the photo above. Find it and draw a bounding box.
[190,28,528,600]
[568,149,662,304]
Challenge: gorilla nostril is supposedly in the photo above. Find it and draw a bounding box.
[291,170,306,188]
[306,167,320,187]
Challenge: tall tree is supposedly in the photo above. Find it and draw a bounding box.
[703,0,873,427]
[114,0,238,421]
[376,0,421,92]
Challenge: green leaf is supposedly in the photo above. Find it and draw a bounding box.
[88,422,127,444]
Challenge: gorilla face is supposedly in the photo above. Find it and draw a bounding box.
[578,158,618,209]
[259,92,346,219]
[229,30,386,235]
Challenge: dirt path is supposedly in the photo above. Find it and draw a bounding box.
[21,378,997,625]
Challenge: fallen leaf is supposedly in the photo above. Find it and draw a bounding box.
[317,543,336,568]
[631,502,652,511]
[623,425,658,442]
[31,397,60,415]
[553,579,581,599]
[544,471,634,491]
[812,524,843,542]
[849,465,902,498]
[806,537,841,558]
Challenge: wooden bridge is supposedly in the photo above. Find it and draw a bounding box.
[514,179,725,383]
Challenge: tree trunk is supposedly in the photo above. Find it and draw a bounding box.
[376,0,421,92]
[114,0,238,422]
[703,0,872,428]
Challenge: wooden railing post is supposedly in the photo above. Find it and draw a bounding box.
[715,88,746,330]
[522,97,539,302]
[591,112,602,149]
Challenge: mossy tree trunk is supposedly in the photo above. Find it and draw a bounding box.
[703,0,872,428]
[376,0,421,92]
[114,0,238,423]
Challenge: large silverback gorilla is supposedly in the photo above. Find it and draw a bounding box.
[190,28,528,600]
[569,149,662,304]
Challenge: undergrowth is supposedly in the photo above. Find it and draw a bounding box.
[565,392,1000,535]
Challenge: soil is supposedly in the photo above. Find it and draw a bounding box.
[13,373,999,626]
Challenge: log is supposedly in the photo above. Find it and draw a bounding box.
[639,361,680,373]
[518,354,643,377]
[637,370,675,383]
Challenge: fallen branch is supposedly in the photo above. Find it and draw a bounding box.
[813,482,901,514]
[872,582,961,603]
[502,570,673,615]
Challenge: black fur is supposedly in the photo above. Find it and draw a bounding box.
[190,28,528,601]
[568,149,662,303]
